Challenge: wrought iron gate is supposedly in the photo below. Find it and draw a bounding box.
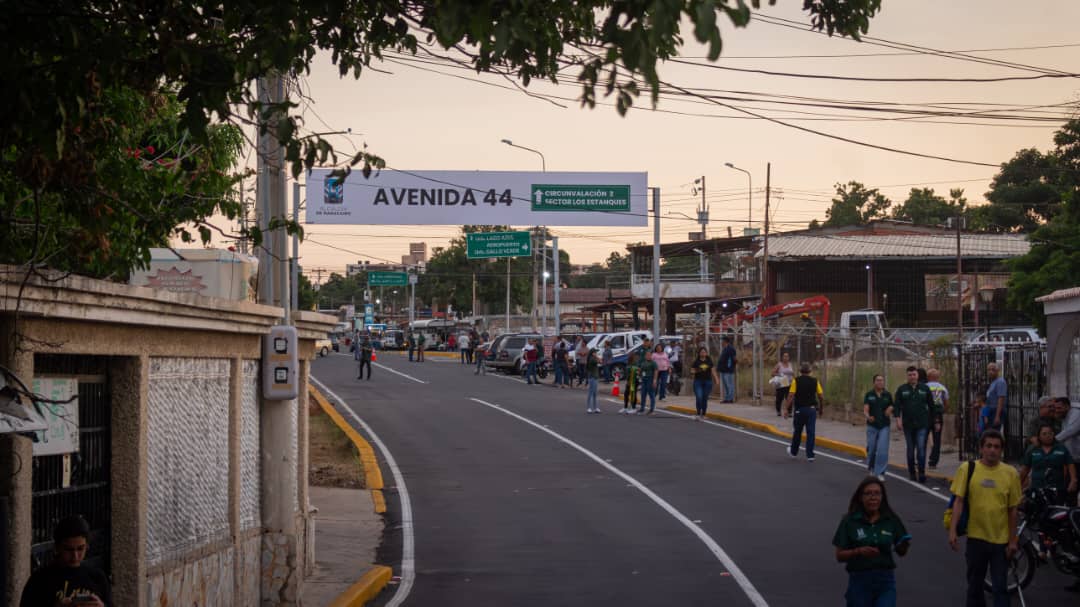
[958,343,1046,461]
[30,354,111,575]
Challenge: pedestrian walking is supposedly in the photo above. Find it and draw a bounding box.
[407,333,415,362]
[620,352,640,414]
[637,350,659,415]
[1020,422,1076,498]
[895,366,933,482]
[522,338,540,384]
[459,332,471,364]
[585,348,602,414]
[864,374,894,480]
[416,332,426,361]
[718,335,737,403]
[986,362,1007,431]
[948,429,1022,607]
[575,337,589,386]
[833,476,911,607]
[771,351,795,417]
[553,337,568,388]
[652,344,671,401]
[474,340,488,375]
[669,341,683,378]
[20,515,113,607]
[691,347,719,420]
[926,368,949,470]
[601,340,614,383]
[785,362,822,461]
[447,332,457,353]
[355,333,373,380]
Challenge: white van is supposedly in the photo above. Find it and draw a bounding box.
[588,330,652,358]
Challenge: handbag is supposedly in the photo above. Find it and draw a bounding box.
[943,460,976,534]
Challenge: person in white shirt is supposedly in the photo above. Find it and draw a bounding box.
[459,333,471,365]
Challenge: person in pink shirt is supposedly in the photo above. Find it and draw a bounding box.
[652,344,671,401]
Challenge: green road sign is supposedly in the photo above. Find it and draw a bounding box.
[531,184,631,212]
[466,231,532,259]
[368,271,408,286]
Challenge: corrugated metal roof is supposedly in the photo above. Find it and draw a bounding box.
[761,233,1030,260]
[1036,286,1080,303]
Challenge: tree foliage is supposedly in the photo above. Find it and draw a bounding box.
[890,188,955,226]
[3,0,881,276]
[568,252,631,288]
[821,181,891,227]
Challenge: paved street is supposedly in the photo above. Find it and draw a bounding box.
[312,352,1074,606]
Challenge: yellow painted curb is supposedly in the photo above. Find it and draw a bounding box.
[371,489,387,514]
[385,349,458,358]
[326,565,393,607]
[665,404,867,458]
[310,386,384,491]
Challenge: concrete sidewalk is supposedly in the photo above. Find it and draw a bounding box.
[655,387,958,479]
[302,487,384,606]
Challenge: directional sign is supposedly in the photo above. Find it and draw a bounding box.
[368,271,408,287]
[466,231,532,259]
[531,185,631,212]
[364,304,375,325]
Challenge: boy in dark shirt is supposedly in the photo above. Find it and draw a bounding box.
[21,515,112,607]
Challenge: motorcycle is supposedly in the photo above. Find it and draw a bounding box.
[988,486,1080,593]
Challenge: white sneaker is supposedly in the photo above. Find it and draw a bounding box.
[877,474,886,482]
[786,448,796,458]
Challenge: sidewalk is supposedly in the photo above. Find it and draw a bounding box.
[656,388,957,480]
[302,487,384,606]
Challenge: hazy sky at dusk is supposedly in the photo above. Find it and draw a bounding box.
[279,0,1080,279]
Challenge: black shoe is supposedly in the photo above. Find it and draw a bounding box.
[1065,581,1080,593]
[909,472,917,481]
[918,475,927,483]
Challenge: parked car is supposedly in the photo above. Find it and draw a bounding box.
[489,333,542,373]
[314,338,332,357]
[587,330,652,359]
[967,327,1044,344]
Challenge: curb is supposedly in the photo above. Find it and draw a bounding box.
[663,404,952,480]
[325,565,393,607]
[309,386,394,605]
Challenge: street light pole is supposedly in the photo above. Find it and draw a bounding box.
[724,162,752,236]
[500,139,546,171]
[500,138,546,332]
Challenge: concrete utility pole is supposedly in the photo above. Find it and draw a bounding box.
[255,71,298,604]
[955,210,963,343]
[552,236,560,336]
[652,188,661,340]
[291,182,300,312]
[694,176,708,238]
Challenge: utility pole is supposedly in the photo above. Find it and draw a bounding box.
[553,236,560,336]
[763,163,771,307]
[472,272,477,319]
[255,71,298,601]
[694,176,708,239]
[506,257,512,333]
[652,188,661,340]
[955,210,963,342]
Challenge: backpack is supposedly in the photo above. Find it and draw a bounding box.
[943,460,976,534]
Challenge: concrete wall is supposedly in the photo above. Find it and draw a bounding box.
[0,267,336,607]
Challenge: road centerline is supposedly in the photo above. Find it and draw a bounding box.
[469,397,769,607]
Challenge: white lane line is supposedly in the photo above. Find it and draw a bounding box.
[373,362,428,384]
[469,397,769,607]
[646,403,949,502]
[311,377,417,606]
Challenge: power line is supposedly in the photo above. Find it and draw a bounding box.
[665,58,1080,83]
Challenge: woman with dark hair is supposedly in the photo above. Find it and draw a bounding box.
[691,347,720,420]
[832,477,911,607]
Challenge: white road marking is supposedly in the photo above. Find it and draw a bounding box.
[653,405,950,502]
[469,397,769,607]
[373,362,428,384]
[311,377,417,606]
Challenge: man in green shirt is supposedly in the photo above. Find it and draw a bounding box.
[636,351,659,415]
[1020,422,1077,498]
[863,374,894,480]
[895,366,933,483]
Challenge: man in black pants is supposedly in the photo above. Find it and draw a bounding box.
[356,334,373,380]
[784,362,823,462]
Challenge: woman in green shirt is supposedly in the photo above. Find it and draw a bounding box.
[833,477,911,607]
[863,374,894,481]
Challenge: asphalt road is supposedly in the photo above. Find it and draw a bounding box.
[312,352,1075,606]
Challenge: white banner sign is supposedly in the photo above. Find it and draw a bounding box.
[306,169,648,226]
[31,378,79,456]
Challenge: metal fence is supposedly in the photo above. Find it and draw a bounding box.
[958,343,1046,461]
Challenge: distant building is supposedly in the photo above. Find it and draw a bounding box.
[402,242,428,267]
[346,260,407,276]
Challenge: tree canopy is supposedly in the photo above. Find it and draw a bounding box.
[819,181,891,227]
[3,0,882,277]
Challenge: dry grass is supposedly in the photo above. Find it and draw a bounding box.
[308,408,364,489]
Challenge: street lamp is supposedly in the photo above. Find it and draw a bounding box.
[724,162,753,235]
[542,269,551,338]
[500,139,546,171]
[980,287,994,338]
[865,264,872,309]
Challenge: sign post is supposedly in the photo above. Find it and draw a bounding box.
[466,231,532,259]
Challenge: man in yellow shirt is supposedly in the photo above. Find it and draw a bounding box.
[947,429,1022,607]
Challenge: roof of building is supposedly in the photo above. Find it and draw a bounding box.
[1036,287,1080,303]
[761,233,1030,261]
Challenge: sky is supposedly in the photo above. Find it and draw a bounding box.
[270,0,1080,281]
